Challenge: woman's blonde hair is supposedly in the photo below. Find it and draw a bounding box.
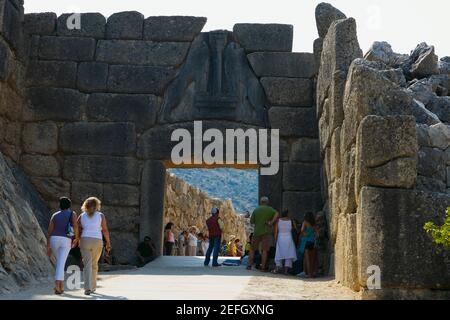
[81,197,102,213]
[189,226,198,233]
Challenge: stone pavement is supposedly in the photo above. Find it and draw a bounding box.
[0,256,357,300]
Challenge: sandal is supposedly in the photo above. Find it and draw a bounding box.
[271,269,281,274]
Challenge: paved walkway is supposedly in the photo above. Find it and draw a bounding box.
[0,256,357,300]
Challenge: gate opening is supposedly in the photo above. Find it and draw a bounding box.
[162,167,258,257]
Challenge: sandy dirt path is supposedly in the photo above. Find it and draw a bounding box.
[0,256,357,300]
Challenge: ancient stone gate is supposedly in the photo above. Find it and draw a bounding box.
[3,7,321,263]
[1,1,449,299]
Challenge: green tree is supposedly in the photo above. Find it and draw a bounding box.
[424,207,450,249]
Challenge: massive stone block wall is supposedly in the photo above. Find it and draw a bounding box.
[19,12,208,263]
[0,0,448,299]
[0,2,54,294]
[252,47,322,218]
[0,0,25,163]
[9,7,321,264]
[315,3,450,299]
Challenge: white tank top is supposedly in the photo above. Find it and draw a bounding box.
[80,211,103,240]
[278,219,293,236]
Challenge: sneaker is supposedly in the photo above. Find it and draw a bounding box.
[297,272,309,278]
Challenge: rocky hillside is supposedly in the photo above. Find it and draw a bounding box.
[0,151,53,294]
[168,168,258,213]
[164,172,248,244]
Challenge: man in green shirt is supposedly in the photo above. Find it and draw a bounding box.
[247,196,278,271]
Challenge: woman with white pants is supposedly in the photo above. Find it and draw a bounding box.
[47,197,79,295]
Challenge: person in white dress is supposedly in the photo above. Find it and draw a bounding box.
[187,226,198,256]
[274,209,297,274]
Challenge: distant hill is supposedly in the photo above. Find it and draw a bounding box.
[168,168,258,214]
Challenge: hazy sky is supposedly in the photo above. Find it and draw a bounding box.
[24,0,450,57]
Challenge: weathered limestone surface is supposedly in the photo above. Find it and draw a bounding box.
[38,36,96,61]
[359,187,450,298]
[106,11,144,40]
[56,13,106,38]
[63,155,141,184]
[355,115,418,191]
[316,3,450,299]
[164,172,247,245]
[0,150,53,294]
[21,154,60,177]
[315,2,346,38]
[143,16,206,42]
[248,52,317,78]
[282,192,323,220]
[60,122,137,156]
[233,23,293,53]
[30,177,70,202]
[25,60,77,88]
[290,139,320,163]
[96,40,190,66]
[269,107,318,137]
[24,87,85,121]
[317,17,362,122]
[365,41,409,68]
[261,77,313,106]
[408,43,440,79]
[0,0,25,164]
[86,93,160,132]
[107,65,176,94]
[77,62,108,92]
[259,167,283,213]
[22,121,58,154]
[140,160,166,255]
[104,184,140,207]
[71,181,103,205]
[24,12,56,36]
[158,31,266,126]
[283,163,321,192]
[1,0,24,53]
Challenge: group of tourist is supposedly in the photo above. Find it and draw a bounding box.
[46,194,326,296]
[200,196,327,278]
[163,213,246,259]
[162,196,326,277]
[221,237,244,257]
[174,226,210,257]
[47,196,112,295]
